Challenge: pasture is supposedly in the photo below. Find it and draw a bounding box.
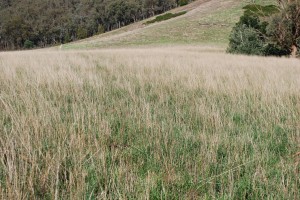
[0,46,299,199]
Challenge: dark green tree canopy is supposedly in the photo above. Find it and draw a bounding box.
[0,0,195,50]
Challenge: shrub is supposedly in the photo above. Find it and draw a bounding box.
[145,11,187,24]
[76,27,88,39]
[263,43,290,56]
[178,0,188,6]
[97,25,105,34]
[227,24,265,55]
[243,4,279,17]
[227,13,267,55]
[24,40,34,49]
[63,34,71,43]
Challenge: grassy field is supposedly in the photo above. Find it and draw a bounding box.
[0,46,299,199]
[1,0,299,199]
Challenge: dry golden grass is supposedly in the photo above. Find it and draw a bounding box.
[0,46,299,199]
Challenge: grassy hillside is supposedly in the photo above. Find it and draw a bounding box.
[0,47,299,199]
[64,0,277,49]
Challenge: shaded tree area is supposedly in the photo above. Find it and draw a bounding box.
[227,0,300,57]
[0,0,194,50]
[268,0,300,56]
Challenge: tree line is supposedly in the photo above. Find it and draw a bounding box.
[0,0,193,50]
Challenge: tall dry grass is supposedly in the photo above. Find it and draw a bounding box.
[0,46,299,199]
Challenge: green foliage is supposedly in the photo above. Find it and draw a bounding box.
[145,11,187,24]
[2,16,32,49]
[267,2,300,56]
[227,2,298,57]
[227,25,264,55]
[24,40,34,49]
[227,14,266,55]
[76,27,88,39]
[63,34,71,44]
[263,43,290,56]
[243,4,279,17]
[178,0,189,6]
[97,25,105,34]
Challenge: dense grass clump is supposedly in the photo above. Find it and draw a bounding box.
[0,47,299,199]
[145,11,187,24]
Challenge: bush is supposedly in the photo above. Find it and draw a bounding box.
[145,11,187,24]
[76,27,88,39]
[263,44,290,56]
[227,24,265,55]
[97,25,105,34]
[63,34,71,43]
[178,0,188,6]
[243,4,279,17]
[227,13,267,55]
[24,40,34,49]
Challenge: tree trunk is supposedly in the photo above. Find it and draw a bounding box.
[291,45,297,57]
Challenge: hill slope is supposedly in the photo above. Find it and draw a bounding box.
[64,0,276,49]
